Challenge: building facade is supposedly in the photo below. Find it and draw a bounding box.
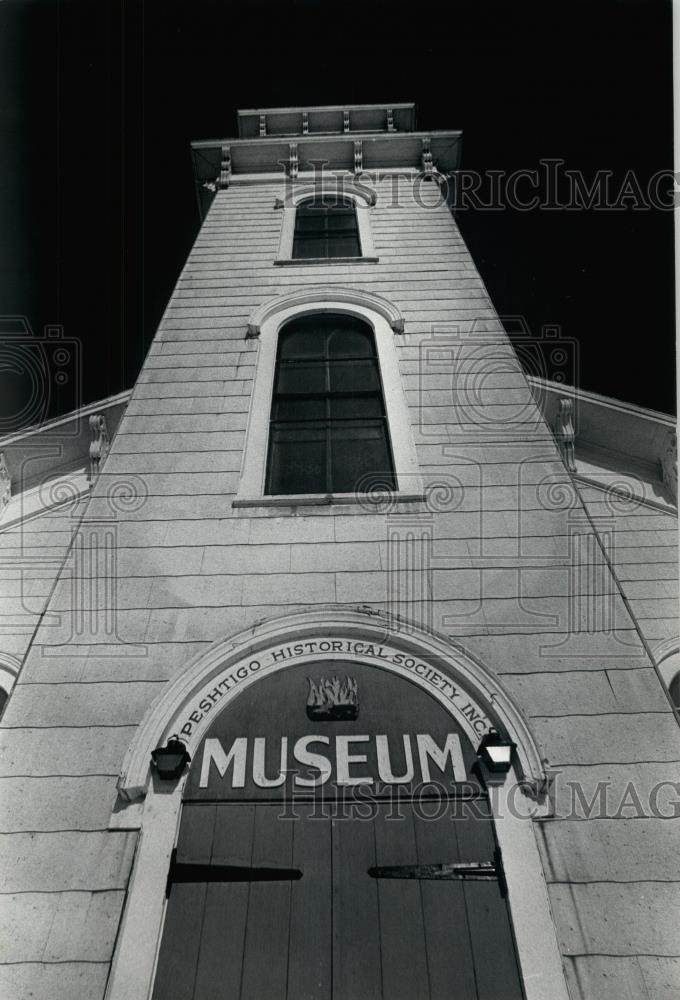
[0,103,678,1000]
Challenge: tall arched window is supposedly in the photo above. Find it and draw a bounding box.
[265,314,396,495]
[292,197,360,259]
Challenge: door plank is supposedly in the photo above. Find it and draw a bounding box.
[152,804,216,1000]
[332,810,382,1000]
[413,805,478,1000]
[176,803,216,864]
[456,800,525,1000]
[287,803,332,1000]
[240,804,295,1000]
[373,802,431,1000]
[193,804,256,1000]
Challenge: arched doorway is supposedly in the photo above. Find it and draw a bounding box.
[108,609,569,1000]
[152,659,524,1000]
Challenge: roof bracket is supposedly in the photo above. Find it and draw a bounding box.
[219,145,231,189]
[354,140,363,174]
[421,136,434,176]
[555,398,577,473]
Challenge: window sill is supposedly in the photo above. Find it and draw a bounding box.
[232,491,425,509]
[274,256,379,266]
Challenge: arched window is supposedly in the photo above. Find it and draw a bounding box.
[265,313,396,495]
[292,197,360,259]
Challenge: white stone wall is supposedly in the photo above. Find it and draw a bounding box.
[1,175,678,999]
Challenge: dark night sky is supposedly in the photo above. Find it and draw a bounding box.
[0,0,675,429]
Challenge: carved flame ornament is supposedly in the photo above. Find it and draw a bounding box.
[307,676,359,721]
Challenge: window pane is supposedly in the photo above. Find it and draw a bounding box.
[300,197,352,212]
[326,212,358,233]
[267,425,326,495]
[330,396,383,419]
[276,362,326,394]
[279,328,324,360]
[330,422,395,493]
[327,235,360,258]
[297,199,326,213]
[330,359,380,392]
[327,326,374,358]
[292,237,326,259]
[295,214,326,234]
[273,397,325,421]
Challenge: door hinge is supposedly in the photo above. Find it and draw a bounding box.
[166,850,302,897]
[369,848,507,896]
[368,861,497,881]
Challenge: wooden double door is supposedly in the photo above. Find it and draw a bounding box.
[152,796,525,1000]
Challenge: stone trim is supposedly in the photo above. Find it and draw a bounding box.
[246,286,404,337]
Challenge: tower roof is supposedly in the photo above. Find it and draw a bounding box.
[190,102,462,217]
[236,103,417,138]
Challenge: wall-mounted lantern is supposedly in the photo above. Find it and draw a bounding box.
[476,729,516,775]
[151,735,191,780]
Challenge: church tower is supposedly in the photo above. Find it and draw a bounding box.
[1,103,678,1000]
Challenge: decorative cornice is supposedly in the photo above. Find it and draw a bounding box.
[246,286,405,337]
[190,131,463,186]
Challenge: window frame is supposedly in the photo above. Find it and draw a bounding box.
[265,314,396,496]
[235,297,422,507]
[275,186,378,265]
[291,197,361,260]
